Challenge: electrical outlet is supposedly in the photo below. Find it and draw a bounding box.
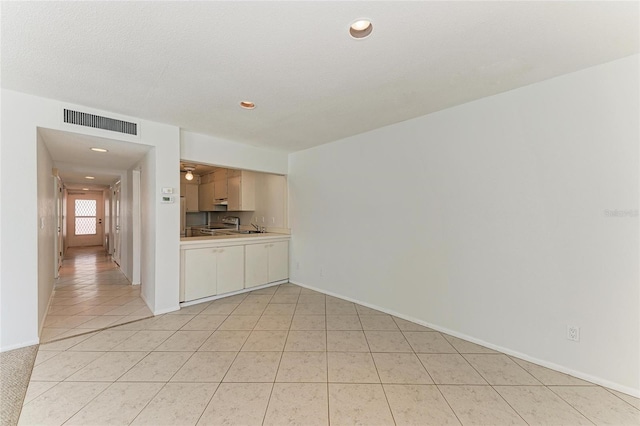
[319,267,324,277]
[261,216,265,223]
[271,217,275,224]
[296,261,300,270]
[567,325,580,342]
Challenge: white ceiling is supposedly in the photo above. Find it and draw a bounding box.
[3,2,638,153]
[40,128,151,186]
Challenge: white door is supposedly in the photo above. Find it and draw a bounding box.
[268,241,289,282]
[245,243,269,288]
[184,248,217,301]
[67,192,104,247]
[113,182,121,265]
[216,245,244,294]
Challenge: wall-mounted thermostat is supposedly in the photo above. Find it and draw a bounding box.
[161,195,175,203]
[161,187,174,194]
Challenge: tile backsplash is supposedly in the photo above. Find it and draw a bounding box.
[186,212,207,226]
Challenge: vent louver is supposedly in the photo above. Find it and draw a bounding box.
[63,109,137,135]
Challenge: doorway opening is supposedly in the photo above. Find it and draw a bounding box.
[38,127,153,341]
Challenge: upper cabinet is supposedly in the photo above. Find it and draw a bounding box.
[228,171,256,211]
[185,184,199,212]
[198,181,215,211]
[180,163,286,223]
[213,169,228,202]
[180,174,200,212]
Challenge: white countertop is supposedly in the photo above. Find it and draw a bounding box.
[180,232,290,246]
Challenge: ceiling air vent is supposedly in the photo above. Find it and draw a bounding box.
[63,109,137,135]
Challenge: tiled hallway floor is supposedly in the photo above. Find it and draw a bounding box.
[41,246,153,343]
[21,283,639,425]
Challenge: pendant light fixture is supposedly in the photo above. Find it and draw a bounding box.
[183,165,196,181]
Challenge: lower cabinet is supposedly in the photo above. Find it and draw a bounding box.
[181,238,289,303]
[182,245,244,302]
[216,245,245,294]
[183,247,216,301]
[245,241,289,288]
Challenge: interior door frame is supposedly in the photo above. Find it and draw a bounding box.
[53,176,64,277]
[112,180,122,266]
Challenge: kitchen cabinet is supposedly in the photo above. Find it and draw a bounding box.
[245,240,289,288]
[228,171,256,211]
[245,244,268,288]
[183,248,216,301]
[216,245,245,294]
[182,245,244,302]
[268,240,289,282]
[213,169,228,202]
[214,179,227,202]
[185,183,199,212]
[198,182,215,211]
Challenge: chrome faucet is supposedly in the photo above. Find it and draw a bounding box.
[252,223,261,232]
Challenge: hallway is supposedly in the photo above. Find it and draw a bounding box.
[41,246,153,343]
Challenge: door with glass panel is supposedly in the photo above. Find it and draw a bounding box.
[67,192,104,247]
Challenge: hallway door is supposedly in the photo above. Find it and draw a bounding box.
[67,192,104,247]
[54,177,64,276]
[113,182,122,266]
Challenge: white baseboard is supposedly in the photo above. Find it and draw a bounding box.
[154,305,181,315]
[38,287,56,337]
[289,280,640,398]
[138,288,179,315]
[138,290,156,314]
[179,280,285,308]
[0,339,40,353]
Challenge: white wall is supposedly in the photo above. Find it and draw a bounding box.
[288,55,639,395]
[36,132,56,332]
[123,169,134,280]
[254,173,288,230]
[132,169,141,285]
[138,149,157,310]
[1,91,40,350]
[0,89,180,350]
[181,130,288,175]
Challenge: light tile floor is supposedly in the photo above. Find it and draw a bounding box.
[41,246,153,343]
[22,283,640,425]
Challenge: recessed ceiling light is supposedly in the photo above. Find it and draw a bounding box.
[350,19,373,39]
[240,101,255,110]
[90,147,108,153]
[82,188,89,191]
[85,176,95,180]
